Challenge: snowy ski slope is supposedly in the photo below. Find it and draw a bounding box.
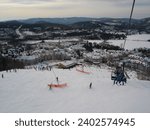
[0,66,150,113]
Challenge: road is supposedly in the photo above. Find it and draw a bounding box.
[16,25,24,39]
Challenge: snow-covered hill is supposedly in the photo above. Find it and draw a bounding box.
[0,65,150,113]
[89,34,150,50]
[109,34,150,50]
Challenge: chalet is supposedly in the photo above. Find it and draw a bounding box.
[58,61,77,69]
[16,55,39,65]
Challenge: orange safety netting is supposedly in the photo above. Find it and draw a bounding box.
[48,83,67,88]
[76,68,91,74]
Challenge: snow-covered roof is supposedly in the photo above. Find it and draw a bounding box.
[16,55,38,61]
[58,60,77,67]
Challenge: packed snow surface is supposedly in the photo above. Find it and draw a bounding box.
[0,66,150,113]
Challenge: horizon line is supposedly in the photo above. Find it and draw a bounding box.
[0,16,150,22]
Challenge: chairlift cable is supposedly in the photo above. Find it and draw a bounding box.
[123,0,136,49]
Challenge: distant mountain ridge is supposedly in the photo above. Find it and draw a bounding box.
[0,17,149,33]
[19,17,150,25]
[19,17,94,25]
[0,17,150,25]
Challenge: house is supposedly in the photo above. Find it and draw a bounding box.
[58,61,77,69]
[16,55,39,65]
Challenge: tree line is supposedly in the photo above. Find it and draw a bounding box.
[0,56,24,71]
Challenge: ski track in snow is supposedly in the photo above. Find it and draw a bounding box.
[0,66,150,113]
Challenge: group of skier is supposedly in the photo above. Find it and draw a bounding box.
[113,66,127,85]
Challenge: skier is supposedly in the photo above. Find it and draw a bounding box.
[120,72,124,85]
[49,84,52,90]
[121,73,127,85]
[49,66,52,71]
[89,82,92,89]
[2,74,4,78]
[116,73,122,85]
[56,77,59,83]
[113,76,117,85]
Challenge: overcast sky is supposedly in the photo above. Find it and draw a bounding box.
[0,0,150,21]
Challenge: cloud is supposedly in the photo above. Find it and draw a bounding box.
[0,0,149,20]
[0,0,57,5]
[1,0,150,7]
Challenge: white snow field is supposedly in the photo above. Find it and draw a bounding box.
[0,66,150,113]
[89,34,150,50]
